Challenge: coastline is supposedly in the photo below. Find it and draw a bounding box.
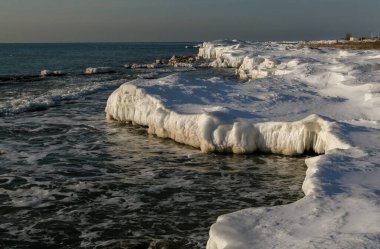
[300,40,380,50]
[106,40,380,248]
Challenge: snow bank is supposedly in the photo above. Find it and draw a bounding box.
[84,67,114,74]
[207,145,380,249]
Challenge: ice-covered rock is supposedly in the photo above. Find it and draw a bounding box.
[131,63,164,69]
[84,67,114,74]
[40,70,65,77]
[173,62,194,68]
[131,64,149,69]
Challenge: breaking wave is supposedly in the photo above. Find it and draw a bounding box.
[0,79,125,116]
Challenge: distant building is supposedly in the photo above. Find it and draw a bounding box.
[349,36,358,41]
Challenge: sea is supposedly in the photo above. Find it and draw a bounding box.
[0,43,306,249]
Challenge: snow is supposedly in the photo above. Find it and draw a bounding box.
[105,40,380,248]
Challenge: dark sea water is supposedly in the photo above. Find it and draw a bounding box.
[0,43,196,76]
[0,43,306,249]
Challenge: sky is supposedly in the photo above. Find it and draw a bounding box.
[0,0,380,43]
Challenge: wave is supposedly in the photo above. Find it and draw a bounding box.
[40,70,66,77]
[0,63,196,116]
[0,67,117,83]
[0,75,42,83]
[0,62,198,85]
[0,79,125,116]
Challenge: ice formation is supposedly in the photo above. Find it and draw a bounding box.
[198,40,278,79]
[106,40,380,248]
[106,78,348,155]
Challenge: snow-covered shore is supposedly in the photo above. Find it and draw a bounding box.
[106,40,380,248]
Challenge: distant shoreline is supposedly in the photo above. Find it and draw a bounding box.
[300,40,380,50]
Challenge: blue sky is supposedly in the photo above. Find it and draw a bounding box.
[1,0,380,42]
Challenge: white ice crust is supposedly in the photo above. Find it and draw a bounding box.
[106,40,380,248]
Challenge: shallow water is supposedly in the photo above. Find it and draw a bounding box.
[0,93,306,248]
[0,43,306,249]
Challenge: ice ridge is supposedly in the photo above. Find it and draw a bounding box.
[105,77,349,155]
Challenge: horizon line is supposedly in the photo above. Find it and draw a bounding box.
[0,41,203,44]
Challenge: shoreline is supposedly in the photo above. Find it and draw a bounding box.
[106,40,380,248]
[300,40,380,50]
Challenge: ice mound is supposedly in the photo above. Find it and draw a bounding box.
[198,40,277,79]
[237,56,275,79]
[105,75,348,155]
[84,67,114,74]
[40,70,65,77]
